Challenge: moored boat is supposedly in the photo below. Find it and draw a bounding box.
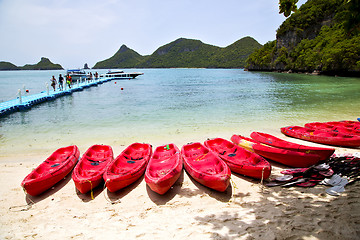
[231,134,322,167]
[72,145,113,194]
[181,142,231,192]
[21,145,80,196]
[104,143,152,192]
[100,70,143,79]
[204,138,271,180]
[67,69,87,81]
[281,126,360,148]
[145,144,183,194]
[250,131,335,160]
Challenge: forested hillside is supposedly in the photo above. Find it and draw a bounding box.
[246,0,360,76]
[93,37,262,69]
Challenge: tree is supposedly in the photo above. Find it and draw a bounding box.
[279,0,299,17]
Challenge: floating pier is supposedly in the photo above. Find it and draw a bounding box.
[0,77,114,117]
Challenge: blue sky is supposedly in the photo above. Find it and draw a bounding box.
[0,0,306,68]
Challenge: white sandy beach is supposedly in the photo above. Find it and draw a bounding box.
[1,132,360,240]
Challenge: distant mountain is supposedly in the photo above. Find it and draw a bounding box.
[93,37,262,69]
[0,57,63,71]
[21,57,63,70]
[0,61,20,70]
[93,45,144,69]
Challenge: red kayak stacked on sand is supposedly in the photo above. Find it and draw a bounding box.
[145,144,183,195]
[250,131,335,160]
[305,122,360,135]
[231,134,322,168]
[104,143,152,192]
[21,145,80,196]
[281,126,360,148]
[72,145,114,194]
[181,142,231,192]
[204,138,271,180]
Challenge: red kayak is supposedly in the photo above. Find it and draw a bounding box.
[231,135,322,167]
[281,126,360,148]
[305,122,360,135]
[104,143,152,192]
[326,120,360,129]
[21,145,80,196]
[145,144,183,194]
[204,138,271,180]
[250,132,335,160]
[181,142,230,192]
[72,145,113,194]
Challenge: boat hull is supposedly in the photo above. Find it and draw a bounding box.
[104,143,152,192]
[231,135,322,167]
[250,132,335,160]
[204,138,271,180]
[145,144,183,195]
[281,126,360,148]
[21,145,80,196]
[181,142,230,192]
[72,145,113,194]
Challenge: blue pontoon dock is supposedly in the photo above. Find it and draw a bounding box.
[0,77,115,117]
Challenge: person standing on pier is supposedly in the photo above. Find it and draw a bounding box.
[51,76,57,91]
[66,74,72,89]
[58,74,64,91]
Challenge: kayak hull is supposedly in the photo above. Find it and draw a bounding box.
[181,142,231,192]
[250,132,335,160]
[104,143,152,192]
[231,135,322,168]
[72,145,113,194]
[204,138,271,180]
[145,144,183,195]
[281,126,360,148]
[21,145,80,196]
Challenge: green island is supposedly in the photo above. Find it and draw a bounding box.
[0,57,63,71]
[93,36,262,69]
[246,0,360,76]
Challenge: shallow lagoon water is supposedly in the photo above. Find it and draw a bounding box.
[0,69,359,157]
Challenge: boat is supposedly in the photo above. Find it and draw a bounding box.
[145,144,183,194]
[250,132,335,160]
[204,138,271,180]
[100,70,144,79]
[181,142,231,192]
[104,143,152,192]
[21,145,80,196]
[72,145,113,194]
[281,126,360,148]
[66,69,87,82]
[305,122,360,135]
[231,134,322,167]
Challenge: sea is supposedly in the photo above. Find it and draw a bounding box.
[0,69,359,158]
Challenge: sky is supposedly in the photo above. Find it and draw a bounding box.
[0,0,306,69]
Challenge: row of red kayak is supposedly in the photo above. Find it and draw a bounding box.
[281,120,360,148]
[21,131,337,196]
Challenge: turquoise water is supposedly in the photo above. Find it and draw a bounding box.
[0,69,359,157]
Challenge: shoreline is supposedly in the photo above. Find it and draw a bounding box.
[1,131,360,239]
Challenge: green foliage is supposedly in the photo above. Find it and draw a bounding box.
[93,37,262,69]
[246,41,276,69]
[279,0,299,17]
[248,0,360,75]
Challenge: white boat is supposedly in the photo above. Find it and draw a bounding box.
[100,70,143,79]
[66,69,87,81]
